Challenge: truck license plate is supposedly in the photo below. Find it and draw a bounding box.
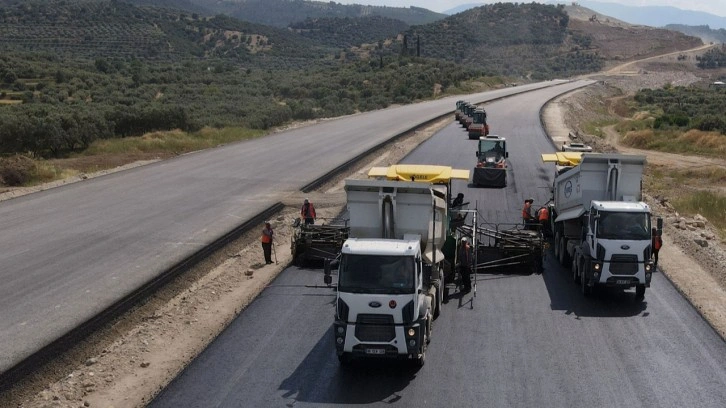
[616,280,629,285]
[365,348,385,355]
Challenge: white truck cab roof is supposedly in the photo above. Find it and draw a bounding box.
[342,238,421,257]
[591,200,650,212]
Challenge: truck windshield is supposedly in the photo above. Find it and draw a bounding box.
[597,211,650,240]
[338,254,415,294]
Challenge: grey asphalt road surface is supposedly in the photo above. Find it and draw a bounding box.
[150,82,726,407]
[0,81,569,374]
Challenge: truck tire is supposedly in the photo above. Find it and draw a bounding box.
[635,284,646,299]
[581,271,593,297]
[416,323,428,368]
[558,235,571,268]
[338,353,352,366]
[433,280,442,319]
[554,231,561,260]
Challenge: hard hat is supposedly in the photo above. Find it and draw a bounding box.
[526,197,534,202]
[461,237,468,242]
[304,198,309,203]
[264,220,271,225]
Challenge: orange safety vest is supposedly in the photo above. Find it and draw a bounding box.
[654,235,662,251]
[261,227,273,244]
[301,202,316,219]
[538,207,549,222]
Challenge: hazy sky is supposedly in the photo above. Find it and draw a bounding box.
[331,1,726,17]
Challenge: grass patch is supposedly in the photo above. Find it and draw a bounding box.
[621,128,726,157]
[672,191,726,236]
[582,119,618,138]
[82,127,265,156]
[1,127,266,187]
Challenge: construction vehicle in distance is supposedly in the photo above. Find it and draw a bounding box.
[541,152,661,299]
[561,142,593,152]
[468,108,490,139]
[473,135,507,187]
[324,165,469,366]
[290,217,349,267]
[458,102,472,126]
[463,104,477,129]
[454,100,467,122]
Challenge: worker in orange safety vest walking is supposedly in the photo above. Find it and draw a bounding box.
[261,221,274,264]
[301,198,316,225]
[651,227,663,271]
[537,204,550,236]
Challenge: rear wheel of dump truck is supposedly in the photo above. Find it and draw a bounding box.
[557,234,570,268]
[635,284,646,299]
[416,324,428,368]
[554,231,561,261]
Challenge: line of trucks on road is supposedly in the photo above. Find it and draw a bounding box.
[318,108,662,366]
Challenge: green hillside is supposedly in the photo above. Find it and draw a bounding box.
[0,0,328,61]
[290,16,409,49]
[403,3,601,78]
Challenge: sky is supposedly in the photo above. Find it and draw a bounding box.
[330,1,726,17]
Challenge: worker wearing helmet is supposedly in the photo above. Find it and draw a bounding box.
[522,198,535,229]
[301,198,316,225]
[261,221,274,264]
[458,237,472,293]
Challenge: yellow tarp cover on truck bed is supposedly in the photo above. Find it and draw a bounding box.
[368,165,470,184]
[541,152,584,167]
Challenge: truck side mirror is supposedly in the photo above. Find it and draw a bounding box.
[475,152,479,157]
[505,152,509,158]
[657,217,663,235]
[324,259,332,286]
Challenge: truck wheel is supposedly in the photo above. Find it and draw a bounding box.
[554,232,561,260]
[581,271,592,297]
[558,235,570,268]
[635,284,646,299]
[416,331,427,368]
[433,281,442,319]
[338,353,352,366]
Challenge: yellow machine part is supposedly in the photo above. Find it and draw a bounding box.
[541,152,584,167]
[368,165,470,184]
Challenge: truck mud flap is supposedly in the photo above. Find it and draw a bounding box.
[473,167,506,188]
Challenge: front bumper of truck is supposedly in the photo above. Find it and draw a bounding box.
[334,316,426,360]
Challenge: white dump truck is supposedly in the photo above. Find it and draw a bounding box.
[542,153,661,299]
[324,165,469,366]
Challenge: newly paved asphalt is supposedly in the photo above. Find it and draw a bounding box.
[0,81,569,374]
[150,83,726,407]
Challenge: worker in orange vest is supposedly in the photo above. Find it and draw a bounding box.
[301,198,316,225]
[261,221,274,264]
[522,198,535,230]
[538,205,550,236]
[651,227,663,270]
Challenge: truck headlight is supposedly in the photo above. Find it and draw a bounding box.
[593,263,601,271]
[407,328,416,337]
[336,337,344,345]
[593,272,599,279]
[408,339,416,347]
[645,264,652,272]
[336,326,345,335]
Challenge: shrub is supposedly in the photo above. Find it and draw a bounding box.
[0,155,35,186]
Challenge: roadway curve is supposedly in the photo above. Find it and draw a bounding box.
[0,81,569,376]
[150,83,726,407]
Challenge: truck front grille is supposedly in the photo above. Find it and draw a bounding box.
[355,314,395,342]
[609,254,638,275]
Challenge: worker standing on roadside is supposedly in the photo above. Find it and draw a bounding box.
[458,237,472,294]
[651,227,663,270]
[522,198,535,229]
[301,198,316,225]
[261,221,274,264]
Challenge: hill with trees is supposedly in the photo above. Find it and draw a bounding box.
[665,24,726,44]
[290,15,409,49]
